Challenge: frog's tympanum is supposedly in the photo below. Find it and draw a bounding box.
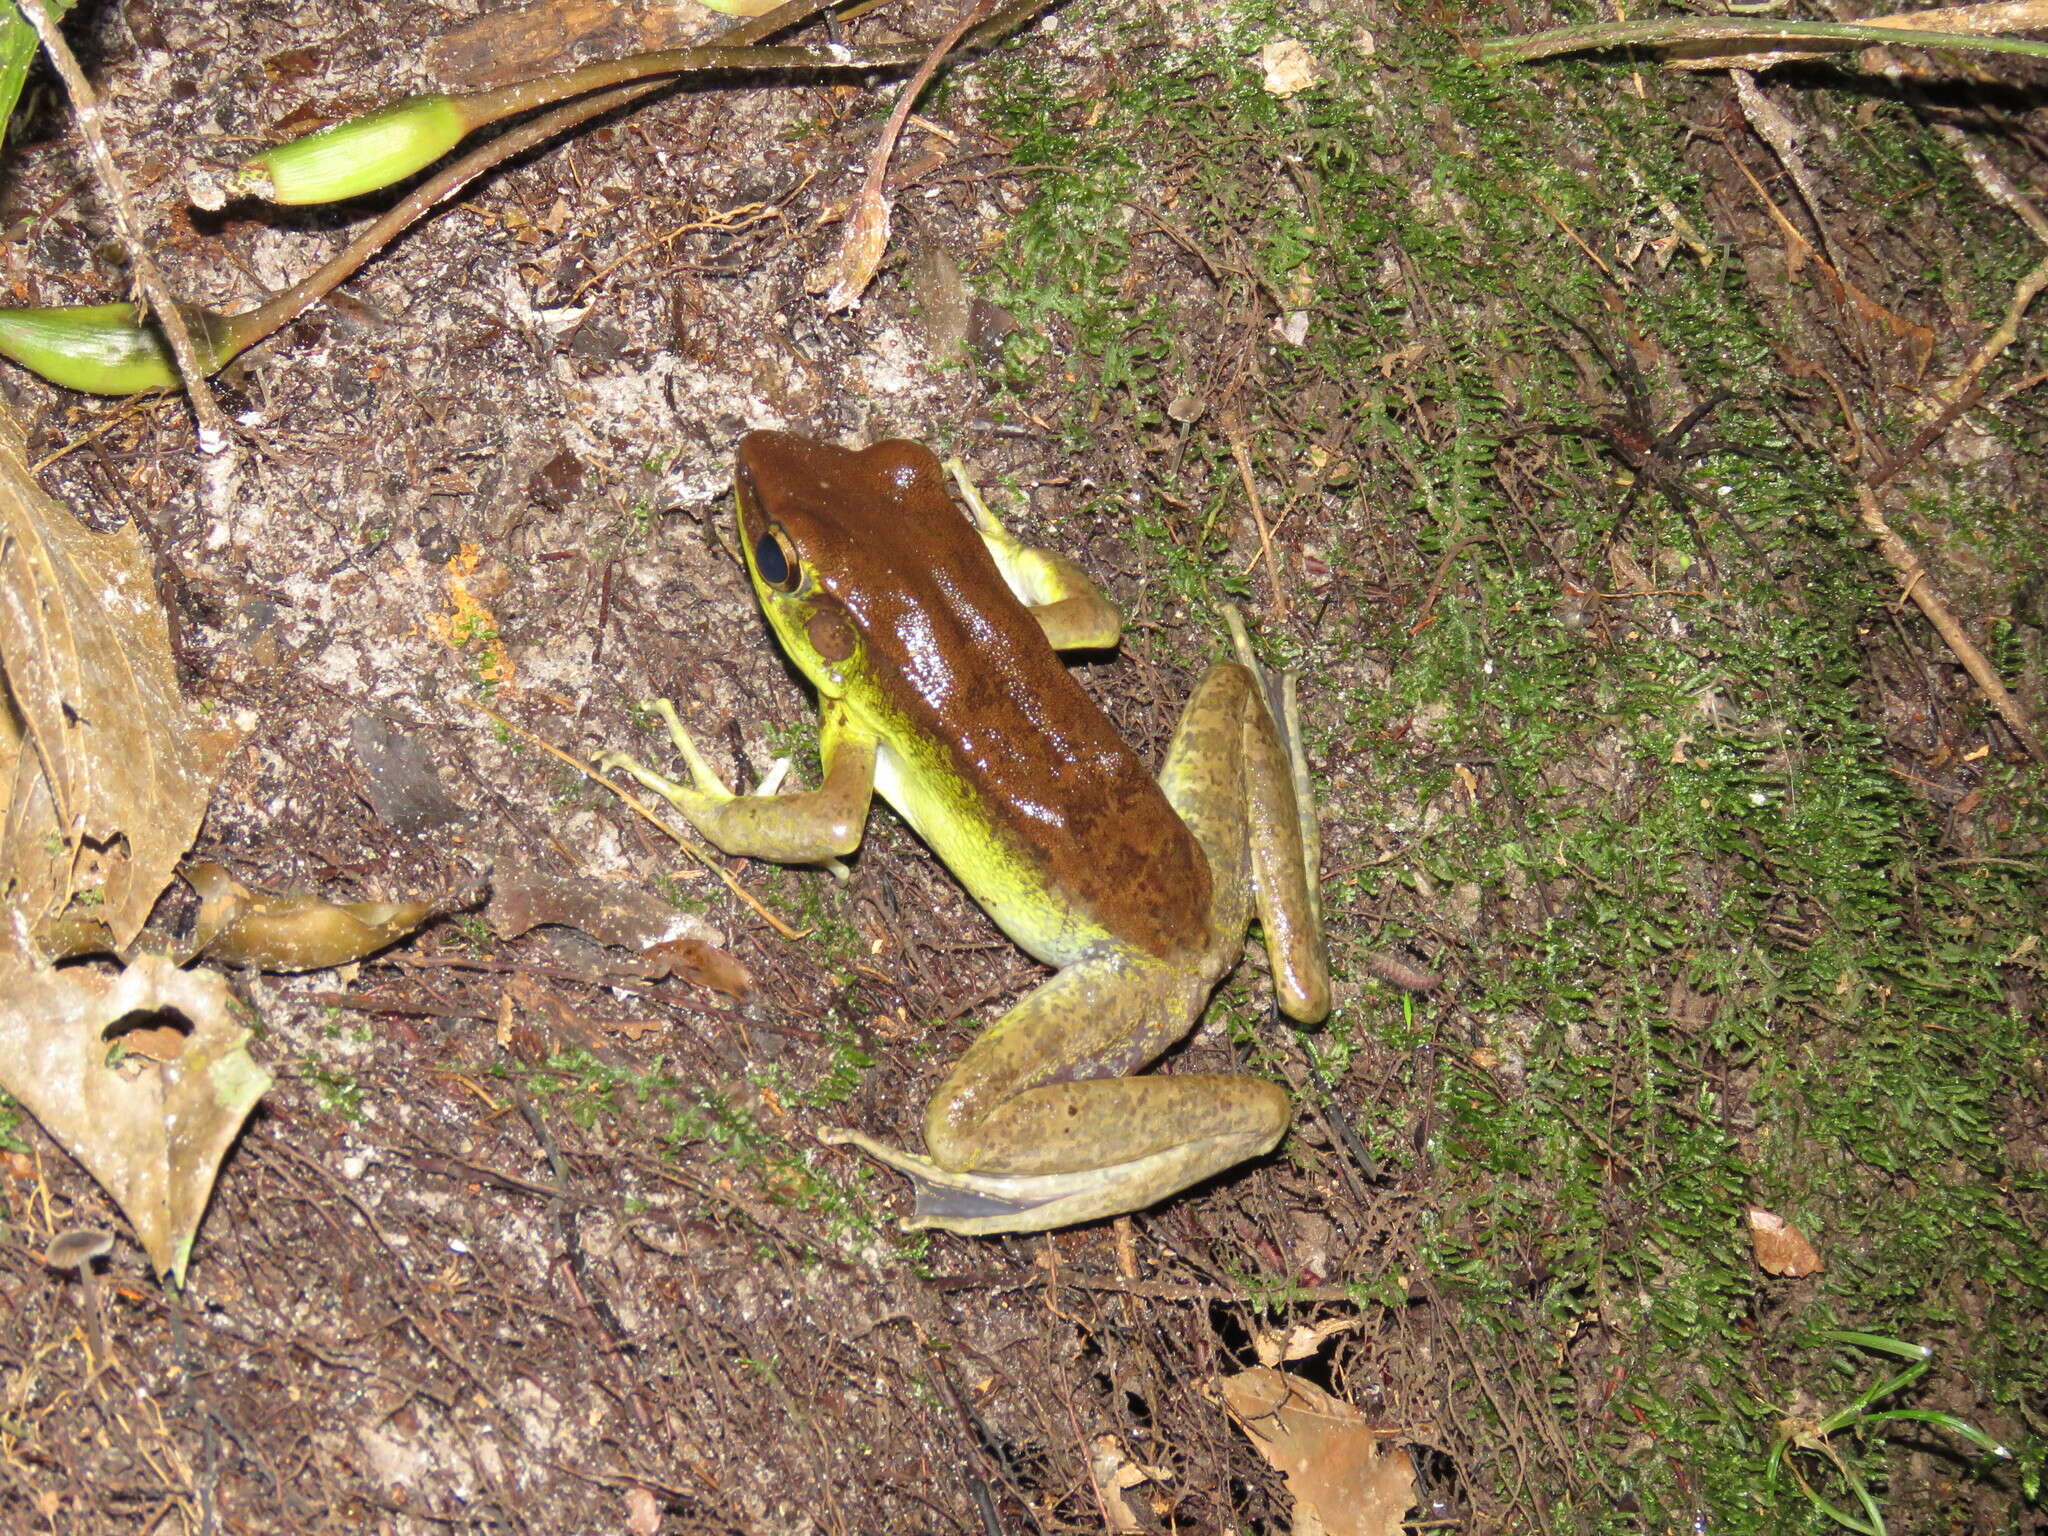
[606,431,1328,1234]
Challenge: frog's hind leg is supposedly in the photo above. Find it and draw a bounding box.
[1215,608,1329,1021]
[821,950,1290,1234]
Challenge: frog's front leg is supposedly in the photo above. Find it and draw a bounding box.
[602,696,877,861]
[823,950,1291,1234]
[946,459,1122,651]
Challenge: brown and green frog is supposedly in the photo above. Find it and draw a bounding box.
[606,431,1328,1234]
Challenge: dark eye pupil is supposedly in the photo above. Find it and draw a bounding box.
[754,533,791,587]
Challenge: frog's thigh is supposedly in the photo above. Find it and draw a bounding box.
[922,951,1288,1180]
[1156,662,1261,941]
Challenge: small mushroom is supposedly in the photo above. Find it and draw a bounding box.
[44,1229,113,1365]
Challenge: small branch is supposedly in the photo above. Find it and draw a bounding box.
[1731,69,1841,273]
[1854,485,2045,761]
[1851,112,2048,486]
[1223,413,1288,621]
[1932,122,2048,249]
[19,0,230,448]
[809,0,996,309]
[1479,16,2048,66]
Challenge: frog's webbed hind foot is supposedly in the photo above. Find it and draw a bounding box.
[818,1123,1283,1236]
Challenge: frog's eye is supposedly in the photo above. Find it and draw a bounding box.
[754,530,800,591]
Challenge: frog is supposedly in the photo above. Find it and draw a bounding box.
[603,430,1328,1234]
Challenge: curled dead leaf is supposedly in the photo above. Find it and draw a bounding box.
[186,862,435,972]
[641,937,751,997]
[809,191,893,313]
[1259,39,1326,96]
[1089,1434,1172,1534]
[1747,1205,1825,1277]
[1253,1315,1362,1367]
[0,403,235,947]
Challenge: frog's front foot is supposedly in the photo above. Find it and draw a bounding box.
[819,1122,1282,1236]
[598,698,739,820]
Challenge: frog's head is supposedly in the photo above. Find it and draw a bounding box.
[732,430,978,706]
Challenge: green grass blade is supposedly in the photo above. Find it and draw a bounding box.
[0,0,74,142]
[1821,1331,1935,1364]
[1861,1409,2014,1460]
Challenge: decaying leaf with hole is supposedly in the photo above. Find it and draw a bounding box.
[1219,1366,1416,1536]
[185,861,436,971]
[0,939,269,1282]
[1747,1205,1825,1277]
[0,402,234,949]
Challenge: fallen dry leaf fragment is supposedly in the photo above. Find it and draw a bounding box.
[1089,1434,1172,1533]
[487,852,717,949]
[623,1484,662,1536]
[1220,1366,1415,1536]
[0,938,269,1281]
[485,855,749,994]
[1260,38,1326,96]
[0,401,231,947]
[349,712,468,833]
[1254,1316,1362,1367]
[1747,1206,1825,1277]
[640,936,750,996]
[186,861,436,972]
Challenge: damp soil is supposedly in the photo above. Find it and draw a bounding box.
[2,0,2045,1532]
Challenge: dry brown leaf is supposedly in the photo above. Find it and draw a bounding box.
[808,0,992,310]
[810,190,893,314]
[1220,1367,1415,1536]
[0,936,270,1281]
[487,854,718,947]
[640,936,752,997]
[0,403,230,948]
[1253,1316,1362,1367]
[186,861,435,972]
[424,0,732,90]
[484,856,749,993]
[1747,1205,1825,1277]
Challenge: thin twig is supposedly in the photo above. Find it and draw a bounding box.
[1223,412,1288,620]
[1731,69,1841,272]
[1480,15,2048,66]
[1866,126,2048,482]
[1929,253,2048,409]
[19,0,231,449]
[1853,485,2045,761]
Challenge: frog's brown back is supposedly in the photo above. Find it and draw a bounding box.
[738,433,1210,960]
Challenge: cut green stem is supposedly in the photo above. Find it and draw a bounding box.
[0,0,1056,394]
[242,42,928,205]
[0,302,252,394]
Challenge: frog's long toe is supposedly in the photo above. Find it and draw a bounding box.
[819,1125,1276,1236]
